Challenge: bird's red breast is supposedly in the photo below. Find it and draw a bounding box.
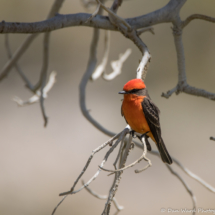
[122,93,156,142]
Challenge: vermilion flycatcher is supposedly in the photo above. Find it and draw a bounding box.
[119,79,172,164]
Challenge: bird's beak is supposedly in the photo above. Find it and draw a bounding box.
[118,90,128,94]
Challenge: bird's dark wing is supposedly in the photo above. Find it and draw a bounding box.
[142,97,172,164]
[121,102,124,117]
[141,97,161,141]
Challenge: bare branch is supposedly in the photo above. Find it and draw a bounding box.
[69,132,120,193]
[39,33,50,127]
[110,0,123,13]
[96,0,132,31]
[98,0,151,81]
[137,26,155,36]
[149,150,215,194]
[163,26,215,100]
[166,165,197,215]
[85,4,101,23]
[5,34,34,91]
[79,27,115,136]
[103,49,131,81]
[102,134,132,215]
[113,137,125,170]
[0,0,65,82]
[13,71,57,106]
[136,49,151,80]
[161,86,177,98]
[134,135,152,173]
[182,85,215,100]
[91,30,110,81]
[173,158,215,193]
[0,0,189,35]
[82,180,124,211]
[59,128,129,196]
[0,34,38,81]
[182,14,215,28]
[52,195,68,215]
[52,131,121,215]
[99,135,151,173]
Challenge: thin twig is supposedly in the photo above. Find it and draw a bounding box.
[96,0,132,31]
[64,132,120,194]
[52,195,68,215]
[85,4,101,23]
[5,34,34,91]
[82,180,124,211]
[59,128,129,196]
[103,49,131,81]
[0,34,38,81]
[0,0,65,82]
[13,71,57,106]
[99,135,151,173]
[166,165,197,215]
[162,25,215,100]
[161,86,177,98]
[91,30,110,81]
[137,26,155,36]
[102,134,132,215]
[149,150,215,193]
[79,19,115,137]
[135,135,152,173]
[39,33,50,127]
[113,137,125,170]
[182,14,215,28]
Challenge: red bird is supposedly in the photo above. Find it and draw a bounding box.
[119,79,172,164]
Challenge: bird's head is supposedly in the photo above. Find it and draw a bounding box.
[118,79,146,95]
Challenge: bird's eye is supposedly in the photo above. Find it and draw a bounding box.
[130,89,139,93]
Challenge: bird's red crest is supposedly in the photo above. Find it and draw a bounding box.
[123,79,146,92]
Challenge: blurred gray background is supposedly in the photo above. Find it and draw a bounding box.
[0,0,215,214]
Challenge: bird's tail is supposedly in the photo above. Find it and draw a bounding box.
[156,138,172,165]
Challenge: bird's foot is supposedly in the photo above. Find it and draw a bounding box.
[140,132,151,151]
[130,130,137,138]
[140,131,149,139]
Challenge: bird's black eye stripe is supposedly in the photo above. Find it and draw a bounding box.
[129,89,140,93]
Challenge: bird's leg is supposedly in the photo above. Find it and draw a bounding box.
[139,132,151,151]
